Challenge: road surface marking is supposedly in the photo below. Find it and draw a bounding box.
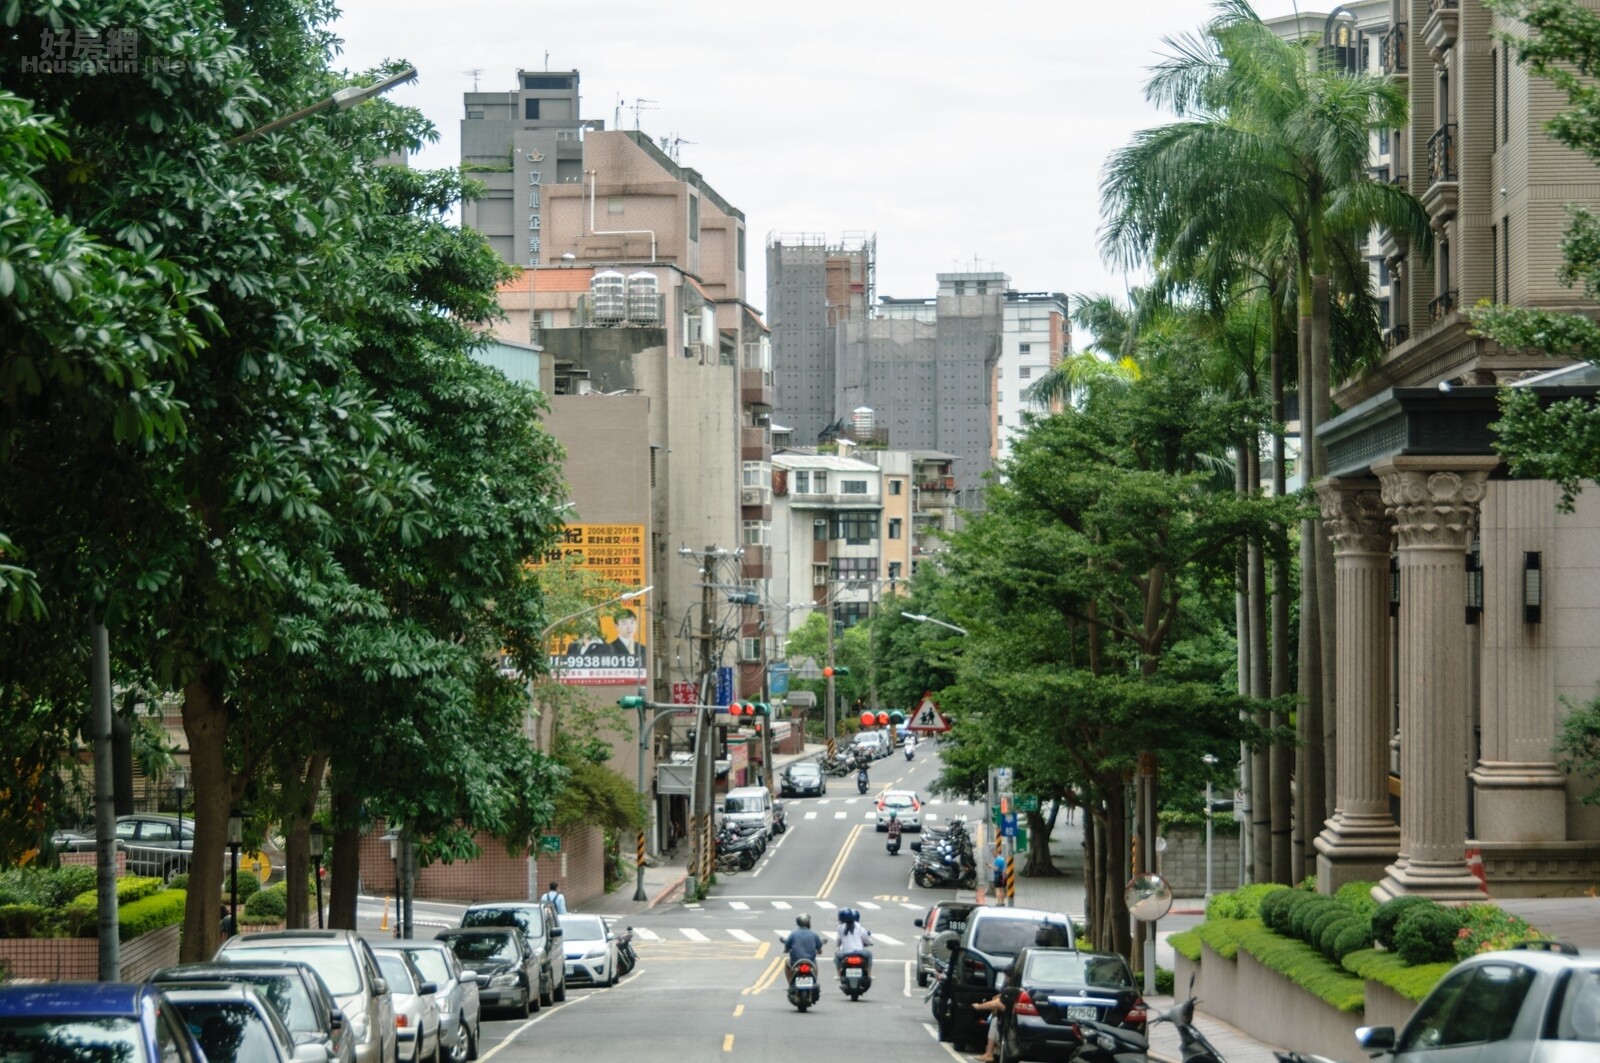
[833,812,847,819]
[858,901,882,909]
[723,1034,734,1051]
[728,929,759,942]
[900,902,924,910]
[729,901,750,910]
[633,927,660,940]
[805,811,817,820]
[817,824,864,898]
[816,899,837,909]
[475,991,593,1063]
[771,900,792,909]
[874,933,902,945]
[733,1004,744,1017]
[681,928,709,941]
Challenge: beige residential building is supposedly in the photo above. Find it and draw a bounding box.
[1296,4,1600,900]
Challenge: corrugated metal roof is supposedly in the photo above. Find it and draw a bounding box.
[772,453,881,472]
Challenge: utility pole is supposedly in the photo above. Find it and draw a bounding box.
[824,597,837,764]
[687,546,720,900]
[91,622,119,979]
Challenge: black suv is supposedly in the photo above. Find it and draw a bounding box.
[435,928,540,1017]
[933,906,1076,1051]
[458,901,565,1006]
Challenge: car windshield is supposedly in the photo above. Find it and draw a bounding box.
[558,915,606,940]
[221,946,361,997]
[972,917,1055,958]
[723,796,763,814]
[462,908,540,938]
[1026,953,1131,988]
[171,1002,280,1063]
[0,1016,147,1063]
[401,950,451,984]
[439,934,517,963]
[195,975,315,1034]
[883,794,914,808]
[788,765,820,779]
[374,956,416,994]
[934,907,970,933]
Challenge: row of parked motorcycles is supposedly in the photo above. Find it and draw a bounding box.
[820,750,873,777]
[909,817,977,889]
[713,806,788,872]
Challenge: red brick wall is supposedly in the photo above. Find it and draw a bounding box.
[58,850,127,875]
[0,924,176,982]
[357,822,606,907]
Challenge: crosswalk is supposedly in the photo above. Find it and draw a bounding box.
[632,926,913,947]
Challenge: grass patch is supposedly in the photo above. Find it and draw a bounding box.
[1341,948,1452,1003]
[1169,928,1203,963]
[1192,917,1254,959]
[1231,921,1367,1012]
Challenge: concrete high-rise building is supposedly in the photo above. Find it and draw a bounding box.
[765,234,875,444]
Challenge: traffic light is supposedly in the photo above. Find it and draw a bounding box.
[875,711,890,726]
[823,666,850,678]
[618,696,645,709]
[889,710,905,726]
[859,711,875,727]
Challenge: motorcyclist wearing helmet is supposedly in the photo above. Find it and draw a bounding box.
[835,907,874,979]
[782,913,825,984]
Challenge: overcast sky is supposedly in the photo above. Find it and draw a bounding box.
[329,0,1326,316]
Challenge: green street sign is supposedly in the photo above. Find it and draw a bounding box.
[538,835,561,854]
[1016,828,1029,851]
[1018,795,1040,813]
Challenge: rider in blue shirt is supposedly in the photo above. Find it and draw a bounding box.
[782,914,825,983]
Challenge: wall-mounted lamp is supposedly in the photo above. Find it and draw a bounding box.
[1524,551,1542,624]
[1389,554,1401,618]
[1465,540,1483,625]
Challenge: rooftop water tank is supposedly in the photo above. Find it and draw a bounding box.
[591,270,626,324]
[851,406,876,435]
[626,271,660,325]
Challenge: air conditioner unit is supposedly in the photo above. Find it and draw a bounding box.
[741,487,762,505]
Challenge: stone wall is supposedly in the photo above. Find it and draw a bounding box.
[1178,941,1367,1060]
[0,924,177,982]
[1156,822,1241,897]
[358,820,606,907]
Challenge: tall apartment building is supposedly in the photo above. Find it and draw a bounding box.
[1270,7,1600,901]
[769,453,885,648]
[766,234,875,444]
[997,290,1070,459]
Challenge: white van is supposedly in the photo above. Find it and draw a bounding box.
[851,731,890,759]
[723,786,775,837]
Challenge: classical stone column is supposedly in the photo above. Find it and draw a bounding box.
[1314,480,1401,892]
[1374,456,1497,903]
[1471,480,1566,844]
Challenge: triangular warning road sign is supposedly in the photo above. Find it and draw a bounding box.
[907,693,951,733]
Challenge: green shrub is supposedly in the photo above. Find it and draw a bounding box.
[168,873,190,892]
[1289,895,1336,941]
[244,886,287,919]
[1257,887,1297,933]
[1343,948,1453,1002]
[1276,891,1319,937]
[1156,966,1175,995]
[1207,883,1289,921]
[1330,921,1375,963]
[44,866,99,908]
[66,876,166,911]
[1371,896,1439,950]
[1394,905,1464,965]
[0,904,62,938]
[1222,919,1366,1012]
[1454,903,1545,959]
[117,889,185,942]
[1334,881,1379,919]
[1169,928,1203,963]
[224,869,261,904]
[1193,918,1252,960]
[1309,909,1352,954]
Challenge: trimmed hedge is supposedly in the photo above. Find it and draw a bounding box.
[1330,920,1374,963]
[244,886,287,919]
[224,870,261,904]
[1394,905,1464,965]
[1334,881,1379,919]
[0,866,99,909]
[116,889,186,942]
[1371,895,1438,950]
[0,903,58,938]
[1216,918,1367,1012]
[1342,948,1454,1003]
[1169,927,1203,963]
[1205,882,1289,921]
[67,876,165,911]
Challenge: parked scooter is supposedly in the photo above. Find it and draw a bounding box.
[836,950,872,1000]
[787,958,821,1012]
[771,802,788,835]
[1153,992,1226,1063]
[1068,1018,1150,1063]
[615,926,637,976]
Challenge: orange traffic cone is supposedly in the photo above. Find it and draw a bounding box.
[379,897,390,931]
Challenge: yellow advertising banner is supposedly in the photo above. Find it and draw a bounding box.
[542,523,647,686]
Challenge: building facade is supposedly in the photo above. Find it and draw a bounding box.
[765,234,876,445]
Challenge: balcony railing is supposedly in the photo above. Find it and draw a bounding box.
[1429,0,1458,10]
[1381,22,1408,75]
[1383,323,1411,350]
[1428,290,1458,323]
[1427,124,1457,185]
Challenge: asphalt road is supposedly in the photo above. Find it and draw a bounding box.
[350,745,983,1062]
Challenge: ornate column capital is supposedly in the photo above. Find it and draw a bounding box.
[1373,457,1496,550]
[1316,479,1392,555]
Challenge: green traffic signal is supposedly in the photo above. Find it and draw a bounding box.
[753,702,769,716]
[618,696,645,709]
[888,710,905,724]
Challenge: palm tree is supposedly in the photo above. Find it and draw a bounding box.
[1100,0,1428,879]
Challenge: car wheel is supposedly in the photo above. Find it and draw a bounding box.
[539,969,554,1008]
[554,974,566,1002]
[448,1018,471,1063]
[518,987,531,1018]
[607,961,618,987]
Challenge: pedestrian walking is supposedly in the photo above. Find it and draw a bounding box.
[542,881,567,914]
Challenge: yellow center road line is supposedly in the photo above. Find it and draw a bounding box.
[742,954,785,995]
[817,823,864,898]
[755,941,770,960]
[723,1034,735,1052]
[733,1004,744,1017]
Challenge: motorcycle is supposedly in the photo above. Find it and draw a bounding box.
[886,819,903,856]
[856,768,870,795]
[1154,991,1227,1063]
[615,926,637,976]
[913,848,977,889]
[1067,1018,1150,1063]
[771,802,788,835]
[836,951,872,1001]
[904,743,914,761]
[787,958,821,1012]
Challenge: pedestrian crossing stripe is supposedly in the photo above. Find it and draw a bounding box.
[815,900,836,909]
[805,811,817,819]
[633,927,660,940]
[857,901,881,909]
[771,900,792,909]
[729,901,749,910]
[728,929,759,942]
[681,928,709,941]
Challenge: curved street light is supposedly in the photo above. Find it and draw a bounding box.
[900,611,968,636]
[228,66,419,146]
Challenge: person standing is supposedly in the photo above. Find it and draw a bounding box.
[542,881,567,914]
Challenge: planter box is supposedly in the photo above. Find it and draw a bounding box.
[239,922,286,935]
[1179,941,1370,1060]
[0,924,178,983]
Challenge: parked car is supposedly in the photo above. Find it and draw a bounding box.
[1357,940,1600,1061]
[0,982,206,1063]
[385,940,480,1063]
[152,960,355,1063]
[779,760,827,798]
[914,900,977,988]
[875,789,924,831]
[371,948,440,1063]
[558,913,621,988]
[216,929,397,1063]
[435,928,539,1018]
[58,814,197,880]
[162,982,328,1063]
[934,906,1077,1050]
[995,947,1147,1062]
[457,901,565,1005]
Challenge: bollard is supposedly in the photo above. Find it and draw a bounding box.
[379,897,390,932]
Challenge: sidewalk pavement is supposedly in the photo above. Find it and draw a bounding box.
[582,740,830,918]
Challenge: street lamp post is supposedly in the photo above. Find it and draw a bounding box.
[900,611,968,636]
[1202,754,1219,900]
[226,812,243,939]
[171,769,188,875]
[309,824,326,929]
[227,66,419,145]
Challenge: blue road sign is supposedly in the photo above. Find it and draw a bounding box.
[1001,812,1018,838]
[770,664,790,696]
[715,666,733,707]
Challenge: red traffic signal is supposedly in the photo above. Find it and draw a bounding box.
[859,711,875,727]
[876,711,890,726]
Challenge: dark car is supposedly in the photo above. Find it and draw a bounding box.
[58,814,197,880]
[458,901,565,1006]
[996,947,1147,1062]
[435,928,539,1018]
[779,761,826,798]
[153,961,355,1063]
[934,906,1077,1051]
[915,900,977,987]
[0,982,206,1063]
[162,983,327,1063]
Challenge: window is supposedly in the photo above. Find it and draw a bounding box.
[888,562,902,580]
[997,392,1004,404]
[813,519,827,543]
[467,110,484,119]
[1491,225,1499,304]
[1503,46,1510,145]
[889,479,903,496]
[1019,366,1032,380]
[997,415,1004,426]
[832,512,879,544]
[830,557,878,581]
[522,75,573,90]
[833,601,871,628]
[524,99,540,120]
[1019,343,1031,354]
[539,310,554,329]
[742,461,770,488]
[689,195,699,242]
[1503,216,1511,301]
[1398,964,1535,1051]
[1551,968,1600,1041]
[889,518,902,540]
[1378,126,1389,155]
[840,479,868,494]
[1491,50,1498,147]
[742,520,770,546]
[794,471,809,493]
[738,228,746,271]
[608,196,624,215]
[814,472,828,493]
[740,637,763,661]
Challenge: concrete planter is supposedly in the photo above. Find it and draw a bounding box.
[1177,940,1376,1060]
[0,923,179,983]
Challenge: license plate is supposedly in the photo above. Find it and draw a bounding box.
[845,970,863,982]
[1067,1006,1098,1021]
[794,978,814,990]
